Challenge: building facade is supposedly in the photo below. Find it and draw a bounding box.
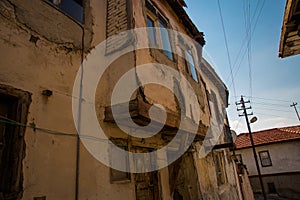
[235,125,300,199]
[279,0,300,58]
[0,0,245,199]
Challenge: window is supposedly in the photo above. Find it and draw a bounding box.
[48,0,84,23]
[109,139,131,183]
[180,47,199,83]
[187,50,199,82]
[210,91,221,123]
[181,48,190,73]
[235,154,243,164]
[224,125,233,144]
[146,0,173,60]
[132,147,160,200]
[159,20,173,60]
[147,17,156,45]
[214,151,227,186]
[259,150,272,167]
[267,182,277,194]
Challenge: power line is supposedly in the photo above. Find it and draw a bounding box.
[227,0,263,84]
[217,0,237,99]
[234,96,292,103]
[245,0,253,99]
[255,112,296,120]
[234,117,243,130]
[251,102,290,108]
[248,96,292,103]
[0,115,108,142]
[227,0,266,88]
[253,106,291,113]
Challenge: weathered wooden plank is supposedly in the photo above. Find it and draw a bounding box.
[286,34,300,42]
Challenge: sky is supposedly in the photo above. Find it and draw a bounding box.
[184,0,300,134]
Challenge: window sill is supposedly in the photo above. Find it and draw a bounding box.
[261,165,272,168]
[111,179,131,184]
[149,48,177,68]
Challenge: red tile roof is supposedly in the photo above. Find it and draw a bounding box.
[235,125,300,149]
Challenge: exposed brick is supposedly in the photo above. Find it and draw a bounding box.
[106,0,131,54]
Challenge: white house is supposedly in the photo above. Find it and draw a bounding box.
[235,125,300,199]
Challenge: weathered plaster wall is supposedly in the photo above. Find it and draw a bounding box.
[0,0,243,199]
[193,147,240,200]
[196,59,242,200]
[132,0,210,129]
[0,0,136,199]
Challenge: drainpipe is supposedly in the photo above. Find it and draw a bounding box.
[75,12,85,200]
[75,27,85,200]
[43,2,85,199]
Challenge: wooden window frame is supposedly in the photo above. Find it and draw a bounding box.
[147,15,157,46]
[109,138,131,183]
[186,49,199,83]
[259,150,272,167]
[179,44,200,83]
[213,151,228,186]
[145,0,174,61]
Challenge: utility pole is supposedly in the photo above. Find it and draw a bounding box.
[236,96,267,200]
[290,102,300,121]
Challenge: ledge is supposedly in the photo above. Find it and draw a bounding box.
[104,97,208,138]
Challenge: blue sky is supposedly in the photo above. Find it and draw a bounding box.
[184,0,300,133]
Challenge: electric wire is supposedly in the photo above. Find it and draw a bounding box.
[246,0,253,99]
[226,0,263,85]
[0,115,108,142]
[227,0,266,89]
[251,102,291,108]
[234,117,242,131]
[217,0,237,99]
[252,107,291,113]
[254,112,296,120]
[242,96,292,103]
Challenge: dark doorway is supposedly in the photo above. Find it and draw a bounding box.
[0,85,31,199]
[267,182,277,194]
[169,152,202,200]
[132,147,160,200]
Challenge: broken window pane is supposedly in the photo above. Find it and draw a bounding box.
[49,0,84,23]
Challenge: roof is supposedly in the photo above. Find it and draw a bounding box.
[165,0,205,46]
[279,0,300,58]
[235,125,300,149]
[200,58,229,107]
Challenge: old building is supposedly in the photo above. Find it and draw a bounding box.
[0,0,245,199]
[279,0,300,58]
[235,125,300,199]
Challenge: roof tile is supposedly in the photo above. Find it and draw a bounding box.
[235,125,300,149]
